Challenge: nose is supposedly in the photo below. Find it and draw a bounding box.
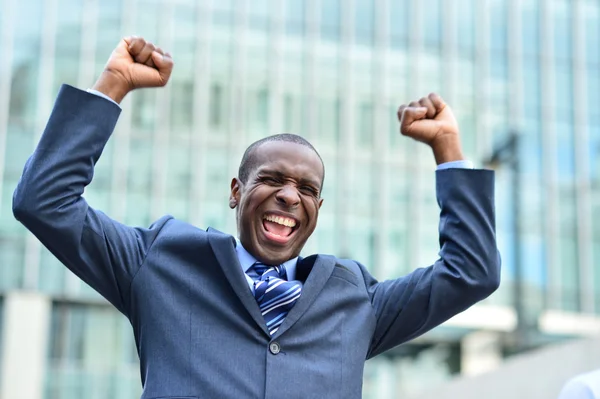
[276,185,300,208]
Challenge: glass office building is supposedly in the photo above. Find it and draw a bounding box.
[0,0,598,398]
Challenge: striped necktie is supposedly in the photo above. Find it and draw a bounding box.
[247,262,302,335]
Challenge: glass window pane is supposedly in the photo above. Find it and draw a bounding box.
[584,1,599,66]
[389,1,408,48]
[555,66,573,122]
[165,140,191,219]
[286,0,305,36]
[357,102,373,148]
[171,80,194,129]
[588,71,599,117]
[210,83,224,129]
[355,0,374,46]
[321,0,341,41]
[558,235,579,311]
[490,0,507,51]
[422,0,441,48]
[318,98,340,145]
[556,124,575,179]
[594,242,600,310]
[213,0,233,27]
[521,0,540,57]
[10,0,44,127]
[456,0,475,53]
[39,249,66,294]
[520,119,542,178]
[0,235,24,290]
[249,0,270,31]
[96,0,122,67]
[54,0,83,91]
[131,90,157,131]
[523,61,540,115]
[553,0,571,61]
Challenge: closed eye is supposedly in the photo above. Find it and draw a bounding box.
[300,186,319,196]
[261,177,281,185]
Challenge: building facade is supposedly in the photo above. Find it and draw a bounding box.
[0,0,598,398]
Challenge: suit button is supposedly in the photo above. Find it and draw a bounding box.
[269,342,281,355]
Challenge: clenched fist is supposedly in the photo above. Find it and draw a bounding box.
[397,93,464,165]
[92,37,174,103]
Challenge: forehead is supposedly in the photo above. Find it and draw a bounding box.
[251,141,324,183]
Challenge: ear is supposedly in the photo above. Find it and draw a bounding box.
[318,198,324,209]
[229,177,241,209]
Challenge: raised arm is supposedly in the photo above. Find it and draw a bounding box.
[12,38,174,315]
[364,94,501,357]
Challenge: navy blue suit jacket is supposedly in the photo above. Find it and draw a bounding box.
[13,85,501,399]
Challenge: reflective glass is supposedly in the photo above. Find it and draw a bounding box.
[54,0,83,94]
[522,61,540,115]
[286,0,305,36]
[422,0,441,48]
[357,102,373,148]
[0,235,24,290]
[588,71,599,117]
[96,0,123,68]
[490,0,507,51]
[318,97,341,144]
[249,0,270,32]
[351,162,371,210]
[171,80,194,129]
[131,90,157,130]
[355,0,374,46]
[47,304,141,398]
[558,233,579,311]
[553,0,571,61]
[519,119,542,178]
[521,0,540,57]
[556,125,575,179]
[321,0,341,41]
[595,241,600,310]
[554,65,573,122]
[584,1,599,66]
[456,0,475,53]
[9,0,44,127]
[389,1,408,49]
[38,249,66,295]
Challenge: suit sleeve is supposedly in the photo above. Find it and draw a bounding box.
[362,169,501,358]
[12,85,168,315]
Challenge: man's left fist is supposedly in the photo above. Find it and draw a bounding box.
[397,93,464,164]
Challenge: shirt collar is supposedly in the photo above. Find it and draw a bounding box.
[235,239,298,280]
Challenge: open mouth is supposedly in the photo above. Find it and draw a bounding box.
[261,213,300,244]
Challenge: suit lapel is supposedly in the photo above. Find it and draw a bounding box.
[273,254,335,338]
[206,228,270,337]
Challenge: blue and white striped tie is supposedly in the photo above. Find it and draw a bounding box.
[248,262,302,335]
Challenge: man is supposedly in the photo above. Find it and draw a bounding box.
[558,370,600,399]
[13,37,500,398]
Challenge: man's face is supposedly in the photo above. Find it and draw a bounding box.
[230,141,324,265]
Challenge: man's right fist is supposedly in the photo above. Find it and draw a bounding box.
[92,37,174,104]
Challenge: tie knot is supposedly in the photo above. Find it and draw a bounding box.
[250,262,286,279]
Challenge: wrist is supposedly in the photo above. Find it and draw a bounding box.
[91,70,131,104]
[430,135,465,165]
